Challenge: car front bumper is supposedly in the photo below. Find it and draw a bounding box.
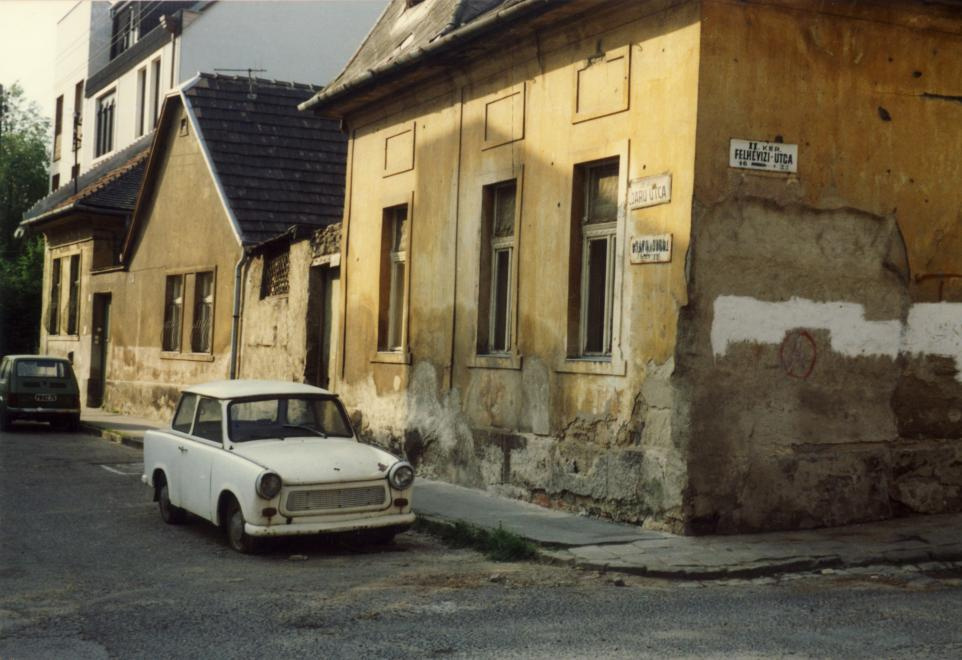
[245,512,416,537]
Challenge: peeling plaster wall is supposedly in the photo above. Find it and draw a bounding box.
[86,104,241,422]
[240,240,313,383]
[679,2,962,532]
[338,1,701,529]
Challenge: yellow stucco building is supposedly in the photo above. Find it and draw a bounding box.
[303,0,962,532]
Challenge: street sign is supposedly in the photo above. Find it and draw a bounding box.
[628,173,671,209]
[729,138,797,173]
[630,234,672,264]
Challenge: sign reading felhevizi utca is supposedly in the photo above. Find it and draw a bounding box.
[628,173,672,210]
[630,234,672,264]
[729,138,798,173]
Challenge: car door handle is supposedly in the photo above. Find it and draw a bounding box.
[178,446,188,454]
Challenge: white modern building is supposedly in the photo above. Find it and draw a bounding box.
[49,0,386,190]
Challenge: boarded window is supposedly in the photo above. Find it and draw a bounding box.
[162,274,183,351]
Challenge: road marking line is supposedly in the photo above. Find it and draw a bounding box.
[100,464,129,476]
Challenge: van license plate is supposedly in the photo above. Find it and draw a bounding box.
[34,394,56,402]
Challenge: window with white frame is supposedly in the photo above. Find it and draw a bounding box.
[191,271,214,353]
[66,254,80,335]
[47,258,62,335]
[150,58,161,128]
[571,158,619,357]
[162,274,184,352]
[478,180,517,354]
[378,205,408,352]
[136,66,147,137]
[95,91,115,157]
[53,95,63,161]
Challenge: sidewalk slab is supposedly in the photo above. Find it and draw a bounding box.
[81,410,160,449]
[81,409,962,580]
[413,479,664,547]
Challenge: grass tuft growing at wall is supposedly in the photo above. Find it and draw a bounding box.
[415,518,538,562]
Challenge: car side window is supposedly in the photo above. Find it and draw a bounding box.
[193,397,222,443]
[172,393,198,433]
[0,359,8,380]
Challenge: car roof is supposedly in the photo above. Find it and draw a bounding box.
[3,355,72,362]
[183,379,333,400]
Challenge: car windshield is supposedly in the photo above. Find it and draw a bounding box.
[16,360,68,378]
[227,395,353,442]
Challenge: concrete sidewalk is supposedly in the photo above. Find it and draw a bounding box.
[81,412,962,579]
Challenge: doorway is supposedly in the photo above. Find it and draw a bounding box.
[88,293,111,407]
[305,265,339,390]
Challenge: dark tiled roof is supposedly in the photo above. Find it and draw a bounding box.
[333,0,508,88]
[302,0,543,114]
[185,74,347,245]
[21,133,152,226]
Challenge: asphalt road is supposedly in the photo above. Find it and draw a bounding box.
[2,424,962,659]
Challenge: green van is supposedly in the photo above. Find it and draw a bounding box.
[0,355,81,431]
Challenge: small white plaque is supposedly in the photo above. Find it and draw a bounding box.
[729,138,797,173]
[628,173,672,210]
[630,234,672,264]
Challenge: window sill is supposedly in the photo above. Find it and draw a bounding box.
[160,351,215,362]
[467,352,523,371]
[371,350,411,365]
[555,356,627,376]
[47,334,80,341]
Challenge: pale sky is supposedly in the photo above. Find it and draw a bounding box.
[0,0,76,122]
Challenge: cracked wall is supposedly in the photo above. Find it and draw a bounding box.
[337,1,701,530]
[678,2,962,533]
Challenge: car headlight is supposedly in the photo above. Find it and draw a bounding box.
[388,461,415,490]
[255,471,282,499]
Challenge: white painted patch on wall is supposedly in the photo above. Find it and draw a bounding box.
[903,304,962,374]
[711,296,902,359]
[712,296,962,380]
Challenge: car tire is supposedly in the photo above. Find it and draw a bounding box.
[0,407,10,432]
[66,414,81,433]
[158,481,187,525]
[225,499,260,554]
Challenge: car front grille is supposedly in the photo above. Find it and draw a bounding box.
[285,484,388,514]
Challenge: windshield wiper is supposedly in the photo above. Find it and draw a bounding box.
[282,424,328,438]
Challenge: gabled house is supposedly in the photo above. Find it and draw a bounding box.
[301,0,962,533]
[18,135,153,406]
[24,1,385,413]
[49,0,384,190]
[45,74,346,418]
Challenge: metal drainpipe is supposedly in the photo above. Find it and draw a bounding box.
[229,252,250,379]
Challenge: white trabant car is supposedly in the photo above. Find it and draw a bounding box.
[141,380,415,553]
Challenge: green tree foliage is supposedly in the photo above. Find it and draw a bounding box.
[0,82,50,356]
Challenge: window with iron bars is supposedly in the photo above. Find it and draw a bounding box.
[261,249,290,298]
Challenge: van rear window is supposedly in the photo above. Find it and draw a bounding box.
[16,360,67,378]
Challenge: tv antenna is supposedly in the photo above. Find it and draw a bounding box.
[214,68,267,98]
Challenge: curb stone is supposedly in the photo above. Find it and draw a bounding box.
[80,423,145,450]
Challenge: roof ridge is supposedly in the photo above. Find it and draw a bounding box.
[197,71,323,92]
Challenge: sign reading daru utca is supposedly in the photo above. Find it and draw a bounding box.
[628,173,671,210]
[729,138,798,173]
[630,234,672,264]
